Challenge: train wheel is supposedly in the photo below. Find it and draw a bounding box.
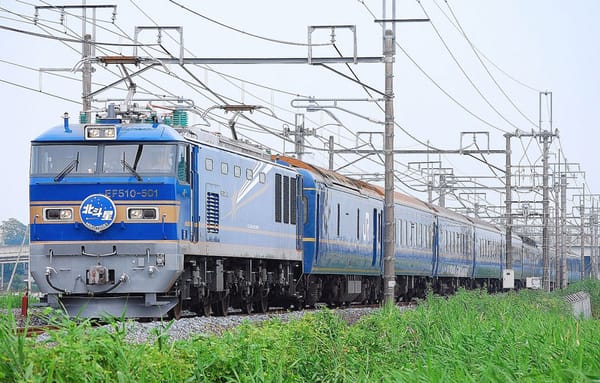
[241,298,253,314]
[213,293,230,317]
[168,294,184,320]
[254,288,269,313]
[201,299,212,317]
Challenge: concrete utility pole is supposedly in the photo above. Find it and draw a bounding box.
[541,130,551,291]
[580,185,586,280]
[560,173,567,288]
[505,134,512,270]
[382,28,396,305]
[378,1,429,305]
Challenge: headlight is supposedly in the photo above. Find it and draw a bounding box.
[127,207,158,220]
[44,208,73,221]
[85,125,116,140]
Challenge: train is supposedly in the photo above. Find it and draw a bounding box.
[28,109,583,318]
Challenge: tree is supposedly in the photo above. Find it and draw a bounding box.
[1,218,28,246]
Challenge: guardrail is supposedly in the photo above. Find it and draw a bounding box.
[563,291,592,319]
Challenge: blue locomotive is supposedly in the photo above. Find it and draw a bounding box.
[29,110,580,318]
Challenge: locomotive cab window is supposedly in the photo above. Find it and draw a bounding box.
[104,144,176,174]
[31,144,98,176]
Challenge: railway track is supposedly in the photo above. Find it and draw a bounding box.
[12,301,417,340]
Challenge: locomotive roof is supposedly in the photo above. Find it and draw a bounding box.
[32,123,185,142]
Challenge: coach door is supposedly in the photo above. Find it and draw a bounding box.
[371,208,382,267]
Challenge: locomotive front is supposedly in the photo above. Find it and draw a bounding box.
[29,120,190,318]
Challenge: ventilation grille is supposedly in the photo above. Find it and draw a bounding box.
[206,192,220,233]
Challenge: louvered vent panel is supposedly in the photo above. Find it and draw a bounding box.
[206,192,220,233]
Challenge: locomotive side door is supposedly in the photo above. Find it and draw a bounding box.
[176,144,193,241]
[191,145,200,243]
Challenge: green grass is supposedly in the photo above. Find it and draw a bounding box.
[0,293,39,309]
[1,282,599,382]
[0,293,24,309]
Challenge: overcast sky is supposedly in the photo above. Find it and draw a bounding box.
[1,0,599,225]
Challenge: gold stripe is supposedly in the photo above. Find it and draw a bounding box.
[30,204,180,224]
[303,237,316,242]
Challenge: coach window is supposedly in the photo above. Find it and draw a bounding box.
[283,176,290,224]
[303,196,308,224]
[221,162,228,175]
[290,176,297,225]
[356,209,360,240]
[275,173,282,223]
[234,165,241,178]
[205,158,213,171]
[246,168,253,180]
[337,204,341,237]
[259,172,266,184]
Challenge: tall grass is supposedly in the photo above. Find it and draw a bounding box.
[1,284,599,382]
[0,293,23,309]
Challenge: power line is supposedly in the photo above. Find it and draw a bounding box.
[416,1,516,133]
[0,78,80,104]
[358,1,508,134]
[0,24,155,47]
[431,0,541,94]
[168,0,331,47]
[440,0,539,129]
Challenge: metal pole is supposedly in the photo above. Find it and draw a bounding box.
[439,174,446,208]
[383,28,395,305]
[592,203,598,280]
[560,173,567,288]
[580,185,585,280]
[294,113,305,161]
[542,132,551,291]
[82,34,92,123]
[505,133,512,269]
[328,136,334,170]
[554,182,560,287]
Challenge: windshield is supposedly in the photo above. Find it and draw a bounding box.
[31,144,97,175]
[31,143,177,176]
[103,144,175,174]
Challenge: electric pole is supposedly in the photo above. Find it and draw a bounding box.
[382,28,395,305]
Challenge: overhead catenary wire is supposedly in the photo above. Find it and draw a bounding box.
[358,1,509,135]
[416,0,519,134]
[431,0,541,94]
[167,0,331,48]
[440,0,539,129]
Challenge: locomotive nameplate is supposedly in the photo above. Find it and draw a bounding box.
[104,188,159,199]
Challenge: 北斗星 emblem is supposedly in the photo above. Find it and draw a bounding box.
[80,194,117,232]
